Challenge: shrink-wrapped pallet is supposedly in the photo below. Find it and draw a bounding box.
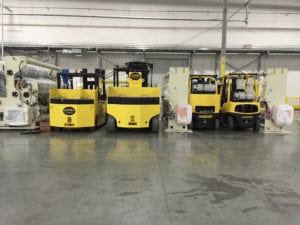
[272,104,294,127]
[176,103,192,125]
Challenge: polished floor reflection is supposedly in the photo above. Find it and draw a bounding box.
[0,118,299,225]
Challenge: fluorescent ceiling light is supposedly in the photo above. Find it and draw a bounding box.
[62,49,82,54]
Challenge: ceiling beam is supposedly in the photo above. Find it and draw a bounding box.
[4,45,300,55]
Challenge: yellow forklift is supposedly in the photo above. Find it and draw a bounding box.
[188,75,220,129]
[220,73,261,131]
[50,68,106,129]
[106,61,160,132]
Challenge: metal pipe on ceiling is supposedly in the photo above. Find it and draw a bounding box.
[2,13,245,23]
[5,43,300,55]
[3,22,300,31]
[5,5,300,15]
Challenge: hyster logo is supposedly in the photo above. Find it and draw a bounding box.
[130,72,141,80]
[63,107,75,115]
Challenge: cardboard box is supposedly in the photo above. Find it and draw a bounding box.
[40,121,50,132]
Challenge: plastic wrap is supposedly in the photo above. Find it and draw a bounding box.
[203,84,215,93]
[234,91,254,101]
[176,103,192,125]
[234,92,246,101]
[272,104,294,127]
[20,77,56,106]
[245,92,254,101]
[192,83,204,93]
[4,108,30,126]
[17,64,50,79]
[236,78,246,90]
[23,77,56,94]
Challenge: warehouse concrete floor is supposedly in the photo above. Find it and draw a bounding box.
[0,117,299,225]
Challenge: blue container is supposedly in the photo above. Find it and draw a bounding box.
[61,69,69,86]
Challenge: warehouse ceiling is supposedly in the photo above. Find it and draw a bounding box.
[4,0,300,52]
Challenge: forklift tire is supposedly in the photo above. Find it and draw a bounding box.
[253,118,260,132]
[188,121,194,130]
[228,116,234,130]
[94,115,99,128]
[214,118,220,130]
[106,115,116,132]
[50,126,61,131]
[151,116,159,132]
